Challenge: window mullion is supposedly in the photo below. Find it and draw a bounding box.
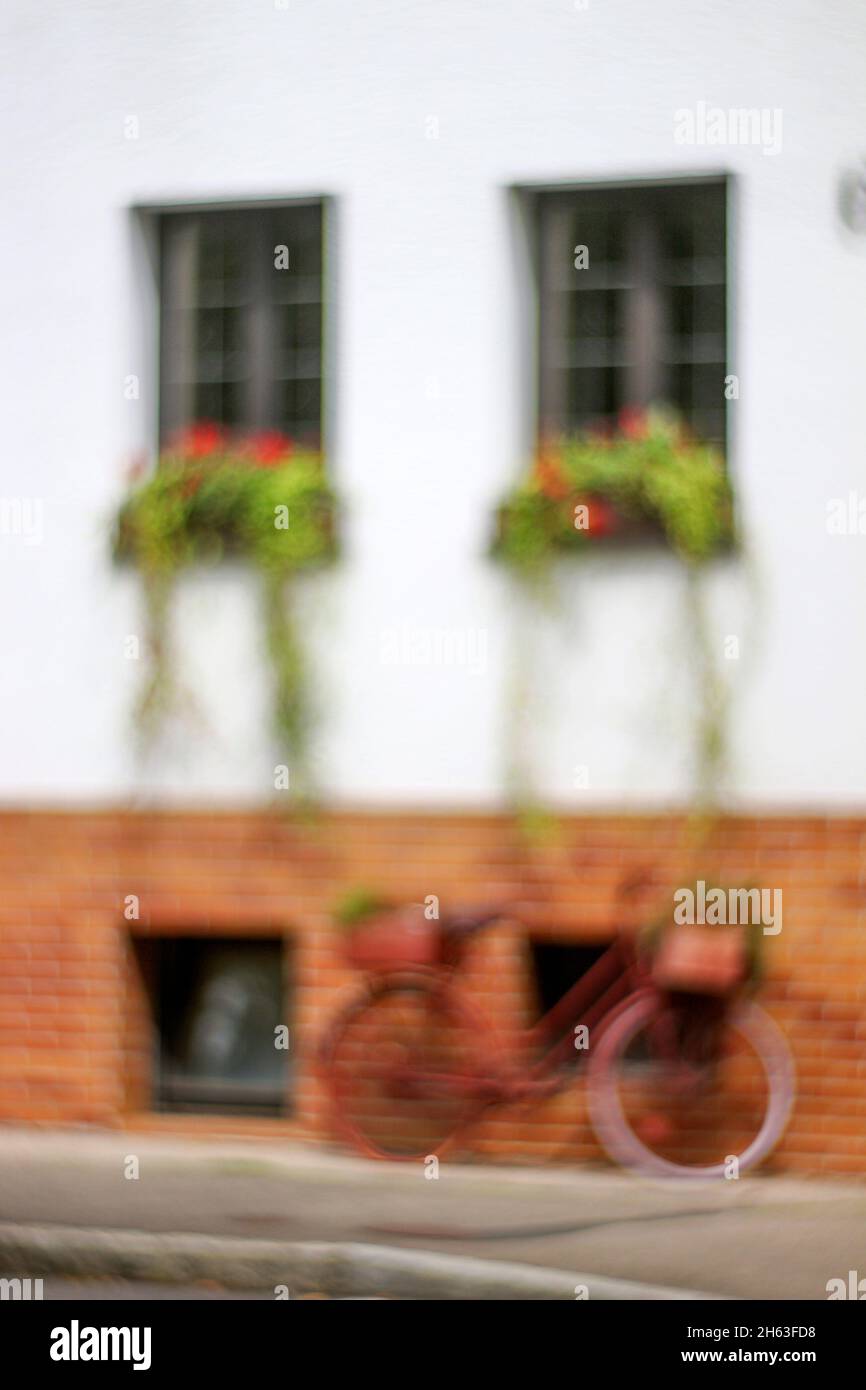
[246,217,273,431]
[624,204,664,409]
[538,198,569,436]
[160,215,199,441]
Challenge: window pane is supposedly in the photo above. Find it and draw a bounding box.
[194,380,245,427]
[669,283,726,340]
[538,181,727,450]
[275,302,323,378]
[194,306,245,381]
[565,287,620,342]
[565,366,618,423]
[570,206,628,271]
[160,203,324,444]
[277,379,321,441]
[134,936,291,1117]
[196,215,249,307]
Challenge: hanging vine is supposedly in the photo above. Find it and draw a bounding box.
[492,407,736,816]
[114,424,338,790]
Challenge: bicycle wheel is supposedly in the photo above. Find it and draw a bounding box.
[320,974,488,1160]
[587,990,795,1180]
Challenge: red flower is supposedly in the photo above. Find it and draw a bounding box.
[572,495,619,537]
[587,497,619,536]
[244,431,294,467]
[533,443,570,500]
[617,406,648,441]
[172,421,226,458]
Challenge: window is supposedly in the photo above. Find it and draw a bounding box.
[535,178,728,446]
[529,939,609,1023]
[159,202,324,444]
[135,936,291,1116]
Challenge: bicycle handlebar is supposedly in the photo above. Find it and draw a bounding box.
[444,902,514,935]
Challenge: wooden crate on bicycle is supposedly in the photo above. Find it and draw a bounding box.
[652,924,747,996]
[343,903,441,972]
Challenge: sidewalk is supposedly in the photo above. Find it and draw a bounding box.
[0,1128,863,1299]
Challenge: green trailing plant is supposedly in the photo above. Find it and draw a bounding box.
[492,407,736,812]
[114,424,338,790]
[332,887,393,929]
[494,406,733,575]
[684,566,729,808]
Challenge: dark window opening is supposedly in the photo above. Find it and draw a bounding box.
[528,939,610,1024]
[159,202,324,446]
[535,178,728,448]
[134,936,290,1116]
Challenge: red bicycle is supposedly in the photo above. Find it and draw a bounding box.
[318,903,794,1180]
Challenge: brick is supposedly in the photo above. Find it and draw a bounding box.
[0,808,862,1175]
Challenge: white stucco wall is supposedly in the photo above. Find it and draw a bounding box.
[1,0,865,809]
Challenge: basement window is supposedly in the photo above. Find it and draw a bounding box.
[136,937,290,1116]
[529,939,610,1024]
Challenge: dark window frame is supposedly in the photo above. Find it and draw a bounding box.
[132,933,293,1118]
[527,175,731,450]
[157,198,327,447]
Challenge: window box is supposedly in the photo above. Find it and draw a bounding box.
[493,407,734,576]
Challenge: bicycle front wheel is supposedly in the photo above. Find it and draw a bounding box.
[587,991,795,1180]
[321,974,487,1160]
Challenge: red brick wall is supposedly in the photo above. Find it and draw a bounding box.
[0,809,864,1176]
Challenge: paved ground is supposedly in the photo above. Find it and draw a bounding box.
[0,1128,863,1299]
[37,1278,272,1300]
[36,1279,381,1299]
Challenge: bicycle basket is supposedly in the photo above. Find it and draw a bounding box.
[343,905,441,972]
[652,924,746,996]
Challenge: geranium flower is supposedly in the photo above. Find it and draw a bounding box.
[587,496,619,535]
[533,443,570,500]
[571,494,619,537]
[173,421,226,458]
[617,406,649,441]
[244,431,294,467]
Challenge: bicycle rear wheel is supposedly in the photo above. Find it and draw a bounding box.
[320,974,487,1160]
[587,990,794,1179]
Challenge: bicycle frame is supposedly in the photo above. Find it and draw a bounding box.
[521,931,647,1086]
[322,914,794,1174]
[390,929,653,1109]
